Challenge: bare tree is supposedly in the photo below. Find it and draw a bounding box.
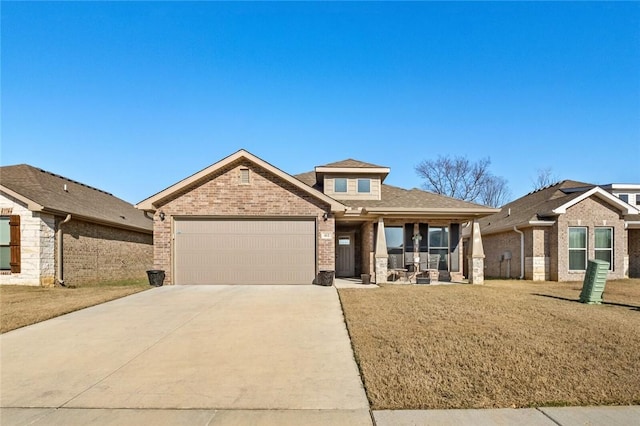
[479,175,511,208]
[415,155,510,207]
[532,167,558,190]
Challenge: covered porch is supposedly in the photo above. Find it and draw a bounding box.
[334,214,487,284]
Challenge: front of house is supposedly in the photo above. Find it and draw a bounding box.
[136,150,497,285]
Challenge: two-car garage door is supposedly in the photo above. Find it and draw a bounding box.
[174,219,316,285]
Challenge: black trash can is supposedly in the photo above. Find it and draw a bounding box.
[317,270,335,286]
[146,270,165,287]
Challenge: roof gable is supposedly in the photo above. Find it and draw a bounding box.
[136,149,345,212]
[0,164,152,232]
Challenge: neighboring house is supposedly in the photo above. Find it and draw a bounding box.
[0,165,153,286]
[136,149,497,285]
[602,184,640,278]
[478,180,640,282]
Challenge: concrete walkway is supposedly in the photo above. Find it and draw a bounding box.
[0,285,371,425]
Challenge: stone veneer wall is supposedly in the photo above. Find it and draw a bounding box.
[555,197,627,281]
[152,159,334,285]
[0,193,55,286]
[61,219,153,286]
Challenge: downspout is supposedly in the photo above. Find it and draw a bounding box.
[513,226,524,279]
[56,214,72,286]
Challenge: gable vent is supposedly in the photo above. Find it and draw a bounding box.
[240,168,250,185]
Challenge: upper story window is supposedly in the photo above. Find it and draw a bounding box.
[357,179,371,193]
[619,194,629,203]
[334,178,347,193]
[636,194,640,205]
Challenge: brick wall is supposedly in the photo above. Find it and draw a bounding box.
[361,221,374,277]
[61,219,153,286]
[483,230,522,279]
[152,159,333,285]
[556,197,627,281]
[628,229,640,278]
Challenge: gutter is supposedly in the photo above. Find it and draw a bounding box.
[513,226,524,280]
[56,214,72,286]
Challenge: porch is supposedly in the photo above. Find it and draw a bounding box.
[334,217,479,284]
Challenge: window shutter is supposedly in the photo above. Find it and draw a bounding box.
[9,215,20,273]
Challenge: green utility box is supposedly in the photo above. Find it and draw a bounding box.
[579,259,609,304]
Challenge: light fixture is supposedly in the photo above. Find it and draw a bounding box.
[322,212,329,221]
[159,212,165,221]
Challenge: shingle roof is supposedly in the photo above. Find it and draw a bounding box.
[316,159,388,168]
[0,164,152,232]
[294,171,489,210]
[479,180,595,234]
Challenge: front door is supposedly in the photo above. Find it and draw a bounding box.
[336,234,355,277]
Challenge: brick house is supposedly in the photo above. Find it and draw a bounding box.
[477,180,640,281]
[0,165,153,286]
[136,149,497,285]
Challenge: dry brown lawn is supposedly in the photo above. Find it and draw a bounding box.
[339,279,640,410]
[1,279,150,333]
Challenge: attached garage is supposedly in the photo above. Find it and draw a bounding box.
[174,218,316,285]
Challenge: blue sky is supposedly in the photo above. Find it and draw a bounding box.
[2,2,639,205]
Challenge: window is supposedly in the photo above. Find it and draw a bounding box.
[338,236,351,246]
[385,226,404,269]
[594,227,613,270]
[619,194,629,203]
[636,194,640,205]
[428,226,449,270]
[334,178,347,193]
[0,215,20,272]
[357,179,370,193]
[239,168,250,185]
[0,217,9,270]
[568,227,587,270]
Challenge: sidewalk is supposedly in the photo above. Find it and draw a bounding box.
[373,405,640,425]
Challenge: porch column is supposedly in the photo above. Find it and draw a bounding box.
[374,217,388,284]
[467,220,485,284]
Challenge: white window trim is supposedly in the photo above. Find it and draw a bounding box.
[568,227,588,271]
[594,227,614,271]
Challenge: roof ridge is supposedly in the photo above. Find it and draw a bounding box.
[34,166,113,196]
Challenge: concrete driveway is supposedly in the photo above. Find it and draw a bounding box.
[0,285,371,425]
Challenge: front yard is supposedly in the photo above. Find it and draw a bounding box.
[339,279,640,410]
[0,279,150,333]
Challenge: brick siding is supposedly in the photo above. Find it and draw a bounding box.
[61,219,153,286]
[151,159,333,285]
[556,197,627,281]
[628,229,640,278]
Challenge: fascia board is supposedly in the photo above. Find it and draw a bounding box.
[314,166,390,175]
[0,186,44,211]
[552,187,640,215]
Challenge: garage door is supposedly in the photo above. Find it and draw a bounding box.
[174,219,316,285]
